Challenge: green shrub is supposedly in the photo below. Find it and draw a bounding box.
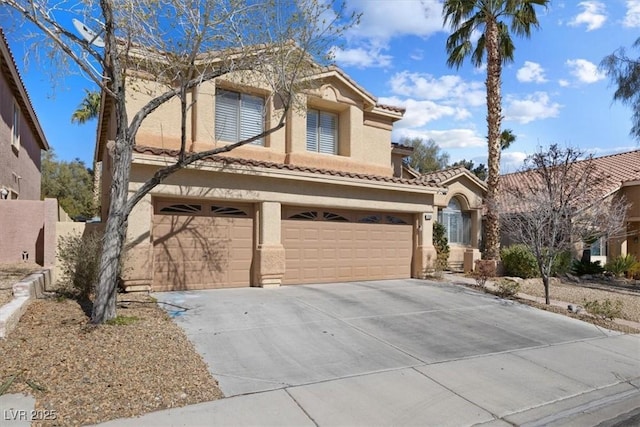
[605,254,640,278]
[432,221,450,276]
[495,279,521,298]
[571,259,604,276]
[583,299,623,320]
[501,244,538,278]
[57,231,103,298]
[551,251,573,276]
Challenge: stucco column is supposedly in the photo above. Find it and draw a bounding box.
[413,211,437,279]
[121,193,153,291]
[255,201,285,287]
[464,209,482,273]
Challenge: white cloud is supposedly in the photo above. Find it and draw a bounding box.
[624,0,640,27]
[331,46,392,68]
[379,96,470,128]
[344,0,444,43]
[568,1,607,31]
[504,92,562,124]
[500,151,529,173]
[516,61,548,83]
[565,59,605,84]
[394,128,486,149]
[389,71,485,107]
[558,79,570,87]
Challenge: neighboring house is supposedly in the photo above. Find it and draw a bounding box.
[500,149,640,264]
[0,29,49,200]
[95,64,484,292]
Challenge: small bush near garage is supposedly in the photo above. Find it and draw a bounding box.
[57,231,103,298]
[494,279,521,298]
[605,254,640,278]
[501,244,538,279]
[432,221,450,277]
[473,259,496,288]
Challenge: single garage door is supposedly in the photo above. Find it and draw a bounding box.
[282,208,413,284]
[152,201,253,291]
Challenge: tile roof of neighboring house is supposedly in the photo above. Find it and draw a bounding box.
[0,29,49,151]
[133,145,443,188]
[499,149,640,212]
[421,166,488,190]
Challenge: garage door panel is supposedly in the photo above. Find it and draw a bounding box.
[283,213,412,285]
[153,209,253,291]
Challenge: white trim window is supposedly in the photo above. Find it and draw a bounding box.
[438,198,471,245]
[11,99,20,151]
[215,89,264,145]
[306,109,337,154]
[590,236,607,257]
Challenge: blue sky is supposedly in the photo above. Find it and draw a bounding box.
[4,0,640,172]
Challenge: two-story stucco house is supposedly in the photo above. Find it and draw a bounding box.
[95,63,485,292]
[0,29,49,201]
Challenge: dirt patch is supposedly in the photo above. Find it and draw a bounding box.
[0,294,223,426]
[0,289,12,306]
[0,262,42,289]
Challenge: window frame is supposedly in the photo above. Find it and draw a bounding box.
[215,88,265,146]
[306,108,338,155]
[438,198,471,245]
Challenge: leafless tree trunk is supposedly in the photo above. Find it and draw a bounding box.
[499,145,629,304]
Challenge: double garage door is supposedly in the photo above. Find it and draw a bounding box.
[152,201,413,291]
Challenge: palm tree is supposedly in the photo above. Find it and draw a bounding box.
[71,89,101,124]
[443,0,548,260]
[500,128,516,150]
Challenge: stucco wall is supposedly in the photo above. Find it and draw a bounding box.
[0,198,56,265]
[126,72,397,177]
[0,69,42,200]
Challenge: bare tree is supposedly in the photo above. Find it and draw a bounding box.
[2,0,357,323]
[499,145,628,304]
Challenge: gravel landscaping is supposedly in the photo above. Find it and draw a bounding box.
[517,277,640,322]
[0,294,222,426]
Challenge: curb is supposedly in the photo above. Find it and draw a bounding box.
[0,268,52,339]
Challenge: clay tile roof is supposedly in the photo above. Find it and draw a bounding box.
[133,145,443,188]
[377,103,406,113]
[0,29,49,151]
[421,166,488,189]
[499,149,640,212]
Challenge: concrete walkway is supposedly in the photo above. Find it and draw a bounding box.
[91,279,640,426]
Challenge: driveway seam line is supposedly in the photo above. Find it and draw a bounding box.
[410,366,503,422]
[284,388,320,427]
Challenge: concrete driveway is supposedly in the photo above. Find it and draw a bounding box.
[105,279,639,426]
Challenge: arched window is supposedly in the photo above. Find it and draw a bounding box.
[437,198,471,245]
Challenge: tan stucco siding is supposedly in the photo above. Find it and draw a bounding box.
[621,184,640,219]
[122,72,396,176]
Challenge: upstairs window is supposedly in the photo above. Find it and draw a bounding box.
[438,198,471,245]
[215,89,264,145]
[306,109,337,154]
[12,99,20,151]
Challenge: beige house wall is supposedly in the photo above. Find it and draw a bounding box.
[124,72,398,178]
